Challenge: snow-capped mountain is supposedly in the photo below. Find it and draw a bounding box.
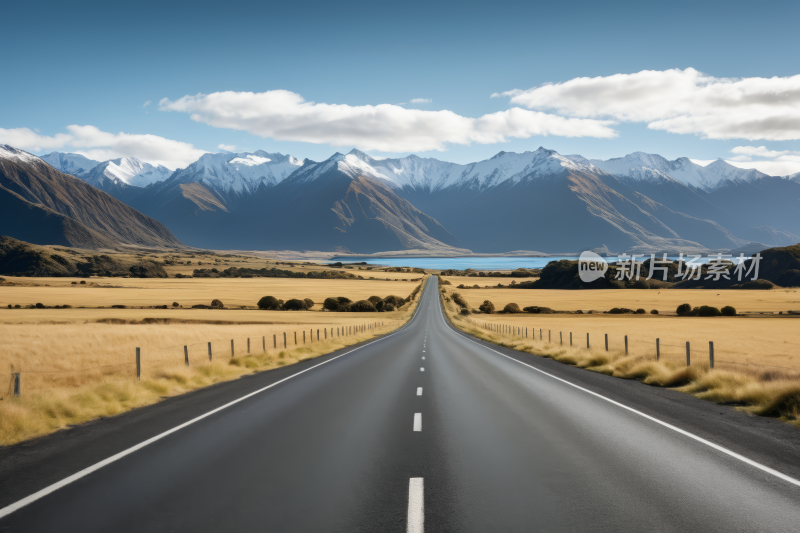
[39,152,100,177]
[0,144,44,166]
[84,157,173,188]
[293,147,597,192]
[167,150,304,194]
[589,152,770,191]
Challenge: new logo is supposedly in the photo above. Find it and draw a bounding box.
[578,251,608,283]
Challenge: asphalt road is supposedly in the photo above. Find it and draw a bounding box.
[2,276,800,532]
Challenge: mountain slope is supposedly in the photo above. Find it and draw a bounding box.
[0,145,183,249]
[39,152,100,178]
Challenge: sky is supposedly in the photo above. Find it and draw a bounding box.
[2,0,800,174]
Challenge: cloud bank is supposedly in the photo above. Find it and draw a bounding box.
[159,90,617,152]
[0,125,206,169]
[495,68,800,141]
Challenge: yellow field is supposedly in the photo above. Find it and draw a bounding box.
[0,276,421,310]
[442,283,800,315]
[0,276,428,445]
[440,287,800,429]
[464,313,800,371]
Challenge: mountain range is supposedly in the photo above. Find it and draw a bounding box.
[7,144,800,254]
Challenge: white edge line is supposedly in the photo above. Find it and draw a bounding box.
[0,278,433,519]
[436,279,800,489]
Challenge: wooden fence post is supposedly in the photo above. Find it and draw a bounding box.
[303,331,306,344]
[605,334,608,351]
[184,345,189,366]
[625,335,628,355]
[570,332,572,346]
[709,341,714,369]
[587,333,590,349]
[273,334,277,349]
[208,342,212,361]
[656,338,660,361]
[549,330,551,342]
[136,347,141,380]
[14,372,21,396]
[231,340,234,357]
[295,332,297,345]
[560,332,563,345]
[686,342,691,366]
[247,338,250,354]
[263,336,266,352]
[284,332,287,348]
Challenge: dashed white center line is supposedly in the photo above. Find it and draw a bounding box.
[417,387,423,396]
[407,477,424,533]
[413,413,422,431]
[422,356,425,360]
[420,367,425,372]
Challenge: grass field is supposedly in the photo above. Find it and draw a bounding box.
[0,276,428,445]
[0,276,422,310]
[440,285,800,429]
[442,281,800,315]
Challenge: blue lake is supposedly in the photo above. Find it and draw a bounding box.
[351,255,735,270]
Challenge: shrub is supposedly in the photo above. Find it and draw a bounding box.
[473,284,480,289]
[210,299,224,309]
[676,303,693,316]
[609,307,635,314]
[283,299,307,311]
[304,298,314,309]
[503,303,522,313]
[350,300,377,312]
[258,296,281,310]
[7,304,11,309]
[479,300,495,314]
[451,293,469,309]
[337,296,353,305]
[440,279,451,285]
[323,297,340,311]
[80,280,86,284]
[650,309,659,314]
[740,279,774,290]
[368,295,382,305]
[695,305,722,317]
[721,305,737,316]
[457,284,466,289]
[383,303,396,312]
[383,295,405,308]
[636,308,646,314]
[71,281,77,285]
[172,302,180,307]
[111,305,126,309]
[460,308,470,315]
[35,302,45,309]
[14,304,21,309]
[522,306,554,314]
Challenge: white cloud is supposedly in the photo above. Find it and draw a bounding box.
[724,145,800,175]
[495,68,800,141]
[730,145,791,158]
[217,143,236,151]
[410,98,432,104]
[0,125,206,169]
[159,90,616,152]
[142,100,152,108]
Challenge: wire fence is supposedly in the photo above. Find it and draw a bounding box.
[5,321,391,398]
[465,317,800,379]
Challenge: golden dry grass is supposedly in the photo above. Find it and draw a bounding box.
[0,276,422,310]
[0,277,428,446]
[440,285,800,429]
[442,281,800,315]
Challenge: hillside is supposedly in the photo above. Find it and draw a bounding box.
[0,145,184,249]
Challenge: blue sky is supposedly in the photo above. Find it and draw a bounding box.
[3,0,800,173]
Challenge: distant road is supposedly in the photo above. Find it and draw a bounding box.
[3,277,800,531]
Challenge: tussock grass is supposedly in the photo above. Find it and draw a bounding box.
[0,277,428,446]
[441,284,800,430]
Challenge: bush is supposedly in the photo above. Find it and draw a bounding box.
[172,302,180,307]
[695,305,722,317]
[337,296,353,305]
[71,281,77,285]
[383,303,396,312]
[440,279,451,285]
[676,303,693,316]
[350,300,377,312]
[304,298,314,309]
[14,304,21,309]
[6,304,10,309]
[368,296,382,305]
[503,303,522,313]
[80,280,86,284]
[721,305,737,316]
[650,309,659,314]
[35,302,45,309]
[609,307,635,314]
[451,292,469,309]
[257,296,280,310]
[522,306,554,314]
[323,297,340,311]
[479,300,495,314]
[460,308,470,315]
[740,279,774,290]
[383,295,406,308]
[111,304,126,309]
[210,299,224,309]
[283,299,307,311]
[636,308,646,314]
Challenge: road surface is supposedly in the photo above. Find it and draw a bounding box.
[2,276,800,531]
